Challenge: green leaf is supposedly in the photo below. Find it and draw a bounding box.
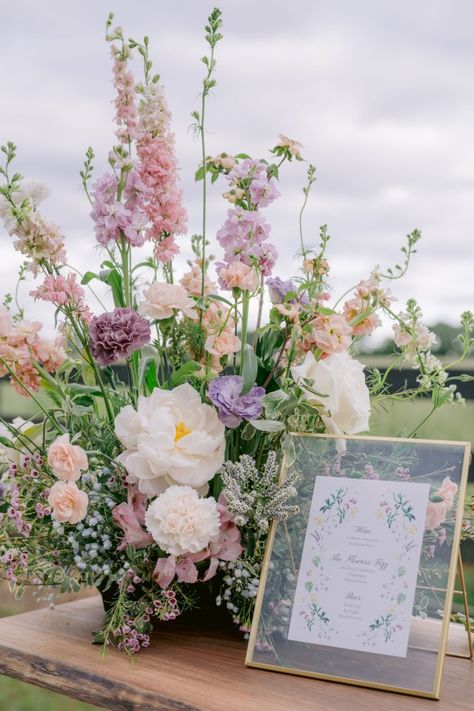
[100,269,125,307]
[144,359,158,392]
[241,344,258,395]
[249,419,285,432]
[195,166,205,181]
[171,361,201,387]
[263,389,289,418]
[281,432,296,468]
[81,271,99,285]
[430,494,444,503]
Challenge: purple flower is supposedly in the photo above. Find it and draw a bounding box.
[208,375,265,428]
[266,276,309,304]
[89,307,151,365]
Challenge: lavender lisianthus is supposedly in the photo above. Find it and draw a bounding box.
[266,276,308,304]
[208,375,265,428]
[89,307,151,365]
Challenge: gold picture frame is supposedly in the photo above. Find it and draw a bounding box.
[245,433,471,699]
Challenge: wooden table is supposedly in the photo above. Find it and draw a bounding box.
[0,595,472,710]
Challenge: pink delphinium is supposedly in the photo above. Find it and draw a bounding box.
[30,273,85,307]
[110,41,138,144]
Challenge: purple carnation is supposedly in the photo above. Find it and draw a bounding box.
[89,307,151,365]
[208,375,265,428]
[266,276,309,304]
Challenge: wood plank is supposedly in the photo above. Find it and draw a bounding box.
[0,595,472,711]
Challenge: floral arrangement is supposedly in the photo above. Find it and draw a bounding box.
[0,9,472,655]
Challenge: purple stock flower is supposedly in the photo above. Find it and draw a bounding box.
[208,375,265,428]
[89,307,151,365]
[266,276,309,304]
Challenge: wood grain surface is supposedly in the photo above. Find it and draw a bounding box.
[0,595,472,711]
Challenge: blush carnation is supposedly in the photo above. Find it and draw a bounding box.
[138,283,197,321]
[88,307,151,365]
[48,480,88,524]
[145,485,220,556]
[47,433,88,481]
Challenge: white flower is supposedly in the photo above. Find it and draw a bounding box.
[145,485,220,555]
[115,383,225,496]
[291,351,370,435]
[138,283,197,321]
[0,418,38,465]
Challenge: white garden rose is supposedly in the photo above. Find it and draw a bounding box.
[114,383,225,496]
[291,350,370,434]
[144,485,220,555]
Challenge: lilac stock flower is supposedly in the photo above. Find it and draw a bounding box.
[89,307,151,365]
[208,375,265,428]
[266,276,309,304]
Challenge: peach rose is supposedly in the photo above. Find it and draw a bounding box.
[205,332,241,357]
[48,480,89,524]
[47,433,88,481]
[425,501,448,531]
[218,262,259,292]
[436,476,458,510]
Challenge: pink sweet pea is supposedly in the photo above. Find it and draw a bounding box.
[112,500,153,551]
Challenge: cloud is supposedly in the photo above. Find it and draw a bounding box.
[1,0,473,338]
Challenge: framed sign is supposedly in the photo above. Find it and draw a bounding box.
[246,433,471,698]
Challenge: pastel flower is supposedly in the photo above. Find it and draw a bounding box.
[154,236,180,263]
[114,383,226,495]
[88,307,151,365]
[138,283,197,321]
[211,153,236,171]
[48,480,89,524]
[343,298,381,336]
[180,263,216,297]
[266,276,308,305]
[145,485,220,556]
[291,350,370,435]
[276,134,304,159]
[204,332,241,358]
[112,502,153,551]
[435,477,457,510]
[217,261,259,292]
[425,501,448,531]
[47,433,88,481]
[208,375,265,428]
[311,314,352,355]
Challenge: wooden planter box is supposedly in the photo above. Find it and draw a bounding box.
[0,595,472,710]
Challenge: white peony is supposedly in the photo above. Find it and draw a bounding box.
[291,350,370,435]
[145,485,220,555]
[114,383,225,496]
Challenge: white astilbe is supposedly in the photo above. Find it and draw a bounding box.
[221,451,299,533]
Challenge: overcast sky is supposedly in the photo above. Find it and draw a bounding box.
[1,0,473,338]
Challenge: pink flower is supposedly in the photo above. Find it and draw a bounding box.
[435,476,457,510]
[30,273,85,307]
[112,502,153,551]
[138,283,197,320]
[205,332,241,357]
[154,236,180,263]
[343,298,381,336]
[425,501,448,531]
[311,314,352,355]
[0,307,12,338]
[276,134,304,159]
[47,433,88,481]
[110,44,138,144]
[48,480,88,524]
[217,261,259,292]
[180,263,216,297]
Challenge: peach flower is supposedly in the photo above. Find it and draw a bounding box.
[311,314,352,355]
[435,476,458,510]
[218,262,259,292]
[48,480,89,524]
[205,332,241,357]
[425,501,448,531]
[47,433,88,481]
[138,283,197,320]
[180,263,216,297]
